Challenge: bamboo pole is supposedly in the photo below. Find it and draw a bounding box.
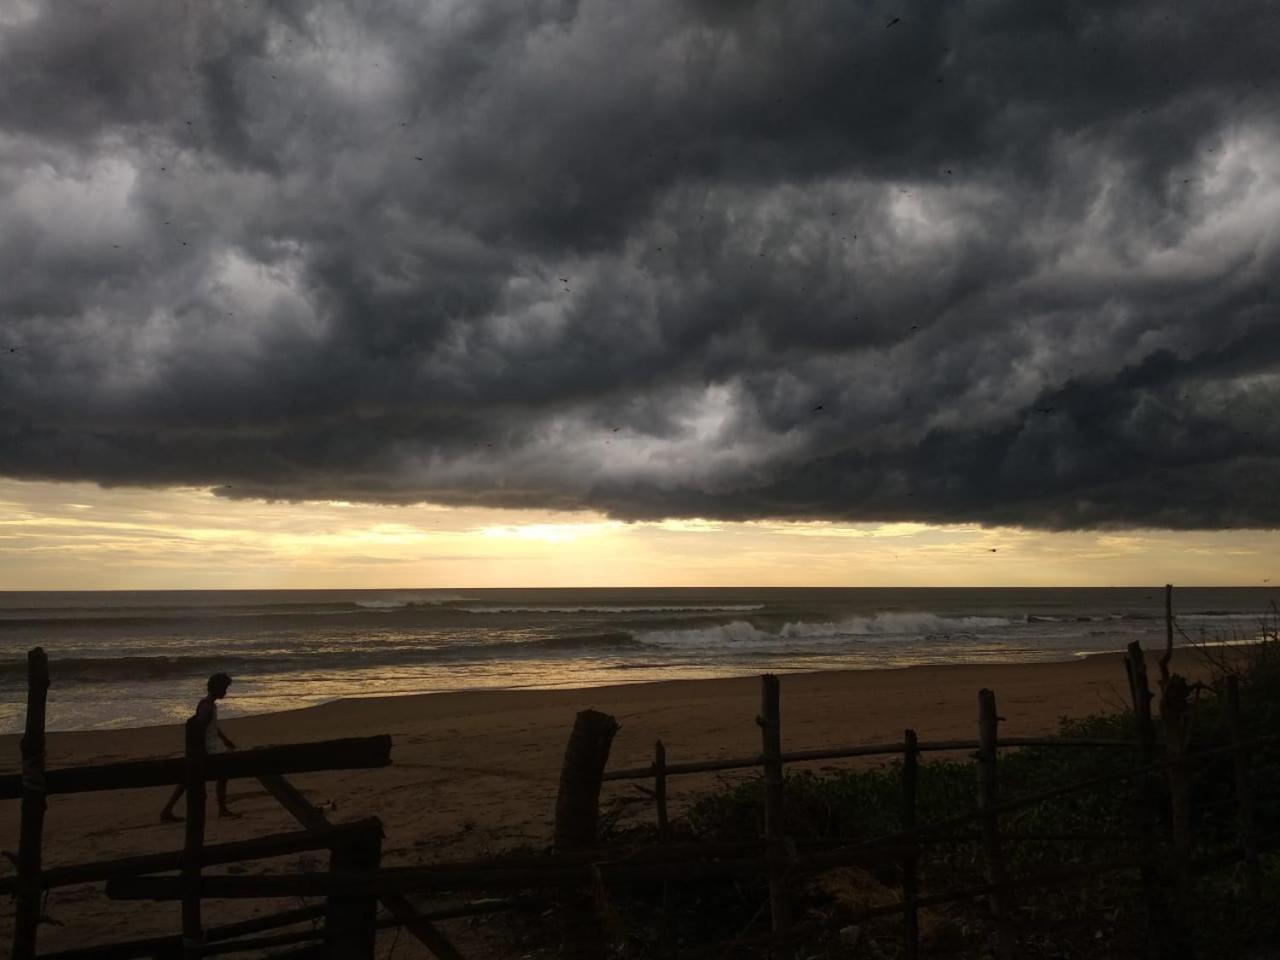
[12,647,50,960]
[902,728,919,960]
[554,709,621,960]
[181,716,207,960]
[1225,675,1261,904]
[977,689,1014,960]
[758,674,790,932]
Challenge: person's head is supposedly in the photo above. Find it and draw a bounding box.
[207,672,232,699]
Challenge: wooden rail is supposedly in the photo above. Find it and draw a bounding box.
[0,736,392,800]
[0,819,384,896]
[257,771,464,960]
[600,736,1137,781]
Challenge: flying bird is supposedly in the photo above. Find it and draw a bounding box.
[885,16,901,28]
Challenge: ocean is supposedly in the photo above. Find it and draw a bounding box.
[0,587,1273,733]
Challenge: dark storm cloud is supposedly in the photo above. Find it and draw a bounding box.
[2,0,1279,529]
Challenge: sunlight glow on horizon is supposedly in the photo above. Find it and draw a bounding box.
[0,478,1275,590]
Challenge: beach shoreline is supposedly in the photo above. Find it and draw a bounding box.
[0,648,1233,952]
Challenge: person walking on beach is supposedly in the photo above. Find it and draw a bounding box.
[160,672,240,821]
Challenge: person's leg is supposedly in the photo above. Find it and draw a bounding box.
[160,783,185,821]
[216,779,240,818]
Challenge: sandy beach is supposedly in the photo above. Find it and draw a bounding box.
[0,651,1220,954]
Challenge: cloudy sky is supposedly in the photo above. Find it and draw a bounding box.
[1,0,1278,588]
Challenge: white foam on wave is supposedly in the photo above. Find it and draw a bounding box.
[355,593,476,610]
[636,612,1015,650]
[782,612,1013,637]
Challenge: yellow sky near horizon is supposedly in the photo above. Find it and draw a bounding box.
[0,477,1275,590]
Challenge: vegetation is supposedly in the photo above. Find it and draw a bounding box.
[495,615,1280,958]
[616,620,1277,958]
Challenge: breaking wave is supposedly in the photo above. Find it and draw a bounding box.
[636,612,1016,650]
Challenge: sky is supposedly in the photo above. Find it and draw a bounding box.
[1,1,1278,589]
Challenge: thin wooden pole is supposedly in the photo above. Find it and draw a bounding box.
[13,647,50,960]
[554,709,621,960]
[977,689,1014,960]
[1159,583,1175,685]
[902,728,919,960]
[654,739,671,956]
[325,819,383,958]
[1161,675,1193,875]
[1125,640,1166,959]
[1225,675,1261,904]
[758,674,790,932]
[181,716,207,960]
[654,740,669,840]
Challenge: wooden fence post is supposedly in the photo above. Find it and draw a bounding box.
[902,728,919,960]
[977,689,1014,960]
[654,740,669,840]
[13,647,50,960]
[554,709,620,960]
[758,674,789,933]
[1125,640,1168,959]
[654,739,671,956]
[182,716,207,960]
[1161,675,1192,878]
[325,818,383,958]
[1224,675,1261,905]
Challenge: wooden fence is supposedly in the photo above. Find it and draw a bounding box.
[100,646,1276,959]
[5,586,1276,958]
[2,650,471,960]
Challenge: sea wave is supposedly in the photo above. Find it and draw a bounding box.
[0,631,648,685]
[782,612,1013,637]
[353,594,477,610]
[635,612,1015,650]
